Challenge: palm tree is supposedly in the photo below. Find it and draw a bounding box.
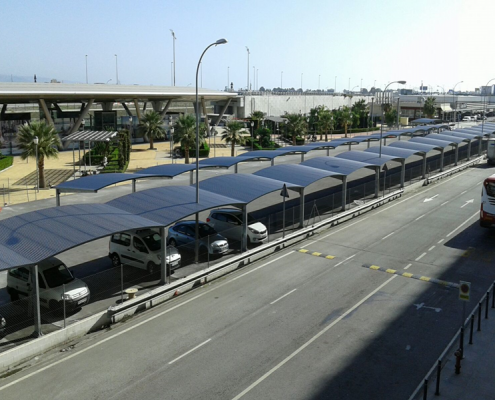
[17,121,61,189]
[423,97,436,118]
[139,111,166,150]
[285,113,307,145]
[174,114,197,164]
[339,106,354,138]
[222,121,246,156]
[317,108,334,142]
[249,110,264,130]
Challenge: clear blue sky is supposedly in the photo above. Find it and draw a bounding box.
[2,0,494,92]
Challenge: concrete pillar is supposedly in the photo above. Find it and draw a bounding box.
[159,99,173,117]
[367,141,370,148]
[201,97,210,130]
[400,160,405,188]
[39,99,54,126]
[341,176,347,211]
[67,99,95,135]
[101,102,114,111]
[271,159,275,166]
[242,206,248,252]
[299,189,305,228]
[215,98,232,126]
[327,148,330,156]
[133,99,142,121]
[235,164,238,173]
[375,168,379,198]
[32,265,42,337]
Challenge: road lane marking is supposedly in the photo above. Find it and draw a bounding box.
[428,246,435,251]
[168,339,211,365]
[404,264,412,270]
[231,275,399,400]
[0,251,295,392]
[382,232,395,240]
[270,289,297,305]
[446,212,479,237]
[415,215,425,221]
[461,190,467,195]
[438,239,444,244]
[415,252,427,261]
[362,264,458,288]
[335,254,356,267]
[440,201,449,206]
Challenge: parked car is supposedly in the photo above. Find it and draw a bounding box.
[7,257,90,312]
[109,229,181,273]
[0,314,6,339]
[206,208,268,245]
[462,116,471,121]
[168,221,229,256]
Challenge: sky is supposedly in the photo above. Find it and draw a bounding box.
[2,0,495,93]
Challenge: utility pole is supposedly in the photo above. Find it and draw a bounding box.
[170,29,176,86]
[246,46,250,90]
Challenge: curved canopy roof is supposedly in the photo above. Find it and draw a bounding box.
[438,131,478,141]
[236,149,295,160]
[0,204,159,270]
[409,137,457,149]
[199,157,248,168]
[301,156,376,176]
[107,185,243,227]
[254,164,344,187]
[336,150,403,165]
[138,164,199,176]
[389,141,440,153]
[199,174,302,203]
[452,129,487,138]
[425,133,466,144]
[62,130,118,143]
[55,173,161,193]
[365,146,424,159]
[351,135,381,142]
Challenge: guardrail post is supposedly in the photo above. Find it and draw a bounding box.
[435,360,441,396]
[486,292,489,319]
[469,314,474,344]
[478,302,482,331]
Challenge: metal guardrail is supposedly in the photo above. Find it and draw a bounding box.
[424,155,484,186]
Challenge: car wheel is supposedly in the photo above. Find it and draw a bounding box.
[147,262,157,274]
[8,289,19,302]
[111,253,121,268]
[169,239,177,247]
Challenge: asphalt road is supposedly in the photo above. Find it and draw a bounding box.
[1,161,494,399]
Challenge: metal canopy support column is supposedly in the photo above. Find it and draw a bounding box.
[299,189,305,228]
[160,227,169,285]
[242,206,248,252]
[271,159,275,166]
[400,160,405,188]
[235,164,238,173]
[301,154,304,162]
[327,148,330,156]
[341,176,347,211]
[440,149,445,172]
[56,189,61,206]
[367,141,370,148]
[454,145,459,166]
[133,99,142,122]
[132,179,136,193]
[39,99,55,126]
[215,98,232,126]
[467,141,471,161]
[478,138,482,156]
[374,168,379,198]
[67,99,95,135]
[159,99,173,117]
[422,154,427,179]
[32,264,42,337]
[190,171,194,185]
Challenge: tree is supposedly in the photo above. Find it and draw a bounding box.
[249,110,264,130]
[256,127,272,148]
[385,109,398,127]
[222,121,246,156]
[17,121,61,188]
[317,108,334,141]
[174,114,197,164]
[423,97,436,118]
[339,106,354,137]
[351,99,368,128]
[139,111,166,150]
[309,105,325,139]
[284,113,307,145]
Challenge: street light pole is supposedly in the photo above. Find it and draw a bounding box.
[281,71,283,88]
[85,55,88,84]
[379,80,406,157]
[227,66,229,90]
[335,76,337,93]
[246,46,250,91]
[196,38,228,204]
[170,29,176,86]
[250,121,254,151]
[453,80,463,128]
[301,73,303,90]
[33,136,39,192]
[482,78,495,136]
[114,54,119,85]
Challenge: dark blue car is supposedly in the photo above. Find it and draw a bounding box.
[168,221,229,256]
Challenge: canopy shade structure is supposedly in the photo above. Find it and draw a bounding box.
[425,134,466,145]
[336,150,401,166]
[107,185,243,227]
[199,157,250,168]
[55,173,161,193]
[301,156,376,176]
[411,118,442,125]
[365,145,424,159]
[254,164,344,187]
[389,141,439,153]
[62,130,118,142]
[409,137,457,149]
[199,174,302,203]
[138,164,199,176]
[0,204,160,270]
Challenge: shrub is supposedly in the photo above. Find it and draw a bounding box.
[0,155,13,171]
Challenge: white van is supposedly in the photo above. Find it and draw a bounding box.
[109,229,181,274]
[7,257,90,311]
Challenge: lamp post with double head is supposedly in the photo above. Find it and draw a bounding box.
[379,80,406,157]
[453,80,463,127]
[482,78,495,136]
[33,136,39,192]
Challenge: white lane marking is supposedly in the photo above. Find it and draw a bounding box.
[423,194,439,202]
[231,275,398,400]
[404,264,412,270]
[438,239,444,244]
[428,246,435,251]
[382,232,395,240]
[440,201,449,206]
[334,254,356,267]
[461,190,467,195]
[168,339,211,365]
[415,253,427,261]
[0,251,294,391]
[415,215,425,221]
[461,199,474,208]
[270,289,297,305]
[446,212,479,237]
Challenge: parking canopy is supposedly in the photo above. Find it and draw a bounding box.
[254,164,344,187]
[336,150,401,166]
[389,141,440,153]
[365,146,423,159]
[409,137,457,149]
[55,173,161,193]
[301,156,376,175]
[0,204,160,270]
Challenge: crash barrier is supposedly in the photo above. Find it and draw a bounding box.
[424,155,484,186]
[409,281,495,400]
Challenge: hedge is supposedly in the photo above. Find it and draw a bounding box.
[178,141,210,158]
[0,156,14,171]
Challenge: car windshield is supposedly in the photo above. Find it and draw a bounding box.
[43,264,74,288]
[142,233,161,251]
[198,224,217,238]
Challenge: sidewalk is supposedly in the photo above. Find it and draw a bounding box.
[421,299,495,400]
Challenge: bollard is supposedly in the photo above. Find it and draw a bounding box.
[423,379,428,400]
[460,327,464,355]
[454,349,462,374]
[486,292,489,319]
[469,314,474,344]
[435,360,441,396]
[478,302,482,331]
